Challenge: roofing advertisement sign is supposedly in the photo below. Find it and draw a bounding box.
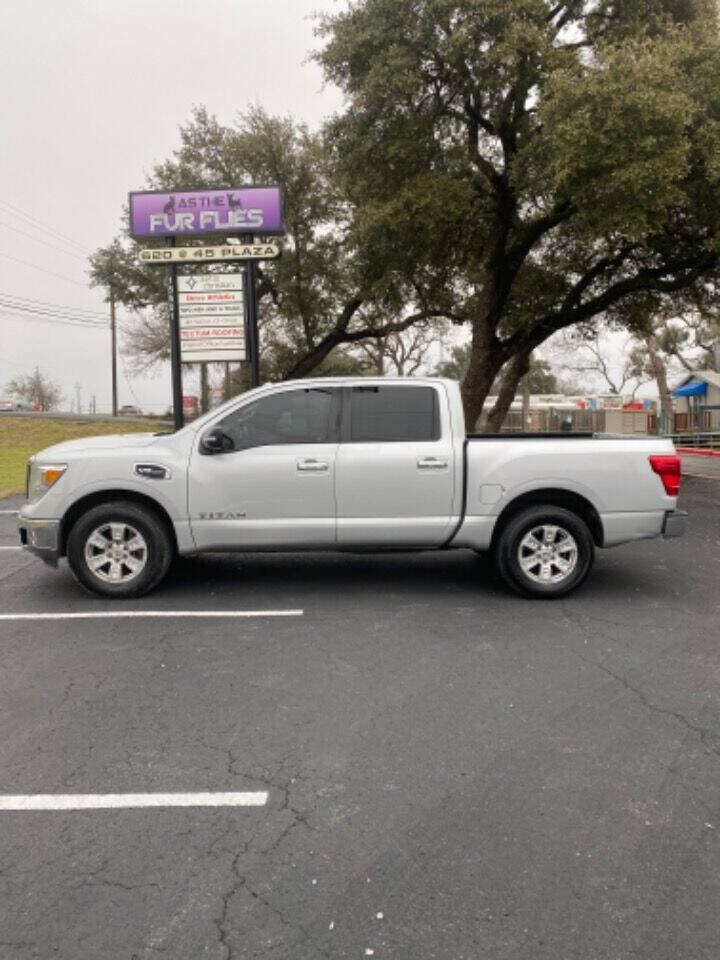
[129,186,284,238]
[177,274,246,363]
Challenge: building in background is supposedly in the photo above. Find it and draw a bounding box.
[671,371,720,433]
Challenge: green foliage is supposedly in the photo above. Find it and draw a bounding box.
[88,238,164,308]
[435,344,557,393]
[93,106,456,382]
[316,0,720,425]
[90,0,720,426]
[434,344,472,382]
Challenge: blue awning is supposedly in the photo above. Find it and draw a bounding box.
[673,380,708,398]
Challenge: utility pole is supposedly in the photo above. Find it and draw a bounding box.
[75,382,82,415]
[110,288,118,417]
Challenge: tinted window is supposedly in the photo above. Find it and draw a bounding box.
[349,386,439,442]
[220,388,335,450]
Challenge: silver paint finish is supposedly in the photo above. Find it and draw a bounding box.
[83,522,148,584]
[517,524,578,585]
[16,377,683,563]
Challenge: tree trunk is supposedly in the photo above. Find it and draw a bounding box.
[647,341,672,429]
[460,302,505,429]
[375,338,385,375]
[521,366,531,429]
[483,348,532,433]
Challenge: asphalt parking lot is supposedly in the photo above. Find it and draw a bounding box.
[0,480,719,960]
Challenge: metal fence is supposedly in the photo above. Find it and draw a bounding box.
[667,432,720,449]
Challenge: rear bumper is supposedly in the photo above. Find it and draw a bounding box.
[662,509,687,539]
[18,516,61,566]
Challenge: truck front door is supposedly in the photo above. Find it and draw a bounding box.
[188,386,341,550]
[335,384,457,546]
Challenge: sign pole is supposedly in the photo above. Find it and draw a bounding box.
[245,255,260,388]
[165,237,184,430]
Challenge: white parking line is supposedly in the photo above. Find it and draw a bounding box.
[0,510,18,515]
[0,546,22,551]
[0,792,268,811]
[0,609,303,621]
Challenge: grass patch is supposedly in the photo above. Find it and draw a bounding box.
[0,417,159,499]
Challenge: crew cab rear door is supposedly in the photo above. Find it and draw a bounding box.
[335,383,456,546]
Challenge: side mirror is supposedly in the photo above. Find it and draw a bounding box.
[200,427,234,455]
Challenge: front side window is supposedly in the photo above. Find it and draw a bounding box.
[219,388,336,451]
[349,386,440,442]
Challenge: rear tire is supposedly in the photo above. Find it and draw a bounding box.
[494,505,594,599]
[67,500,173,598]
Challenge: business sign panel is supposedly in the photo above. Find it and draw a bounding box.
[178,274,246,363]
[129,187,284,238]
[138,242,280,264]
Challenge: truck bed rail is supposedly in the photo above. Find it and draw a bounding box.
[467,432,594,439]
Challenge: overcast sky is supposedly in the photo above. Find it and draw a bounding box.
[0,0,346,412]
[1,0,641,412]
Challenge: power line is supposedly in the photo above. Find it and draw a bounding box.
[0,291,107,320]
[0,252,88,287]
[0,312,108,331]
[0,307,108,329]
[0,199,89,254]
[0,300,107,324]
[0,220,88,262]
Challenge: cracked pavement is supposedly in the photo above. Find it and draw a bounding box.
[0,479,718,959]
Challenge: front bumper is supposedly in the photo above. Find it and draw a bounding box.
[18,516,61,566]
[662,509,688,539]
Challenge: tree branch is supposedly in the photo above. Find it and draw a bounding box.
[503,252,719,358]
[283,307,448,380]
[506,200,577,270]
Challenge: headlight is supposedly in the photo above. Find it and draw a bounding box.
[27,462,67,503]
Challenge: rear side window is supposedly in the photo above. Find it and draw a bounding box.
[349,386,440,442]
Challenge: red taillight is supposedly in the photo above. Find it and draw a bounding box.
[649,455,681,496]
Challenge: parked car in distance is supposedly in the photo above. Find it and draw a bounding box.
[0,397,33,411]
[17,377,686,599]
[118,404,142,416]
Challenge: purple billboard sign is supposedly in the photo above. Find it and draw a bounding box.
[129,186,284,238]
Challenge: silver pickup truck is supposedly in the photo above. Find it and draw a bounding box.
[18,377,686,599]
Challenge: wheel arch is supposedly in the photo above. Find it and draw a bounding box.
[59,490,178,557]
[490,488,604,550]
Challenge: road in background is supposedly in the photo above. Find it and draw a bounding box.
[0,480,718,959]
[680,450,720,480]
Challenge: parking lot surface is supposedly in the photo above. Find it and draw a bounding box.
[0,480,719,960]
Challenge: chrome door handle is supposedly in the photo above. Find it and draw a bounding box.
[297,458,329,472]
[417,457,448,470]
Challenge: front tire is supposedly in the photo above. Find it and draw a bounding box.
[494,505,594,599]
[67,501,173,598]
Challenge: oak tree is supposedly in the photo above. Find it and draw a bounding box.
[316,0,720,426]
